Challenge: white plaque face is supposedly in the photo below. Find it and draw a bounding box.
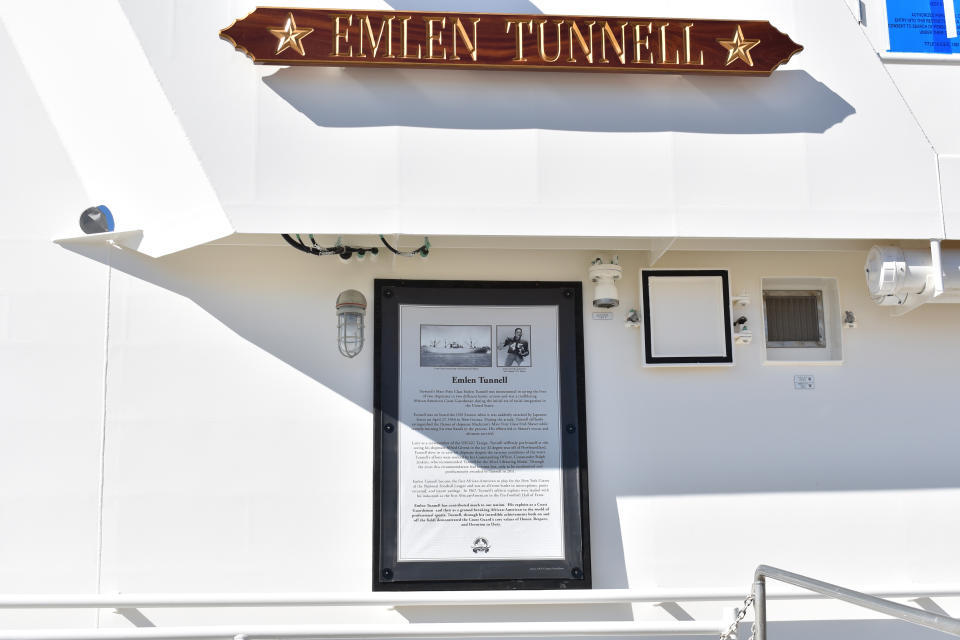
[397,305,563,562]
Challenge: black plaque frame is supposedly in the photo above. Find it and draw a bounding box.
[641,269,733,365]
[373,280,590,591]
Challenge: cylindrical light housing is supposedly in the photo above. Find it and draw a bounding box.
[589,262,622,308]
[336,289,367,358]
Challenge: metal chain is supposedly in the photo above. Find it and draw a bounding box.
[720,593,756,640]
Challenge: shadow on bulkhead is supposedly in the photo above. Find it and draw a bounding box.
[41,0,944,615]
[396,604,634,624]
[64,241,639,603]
[73,243,568,470]
[263,67,854,134]
[63,241,960,493]
[59,240,960,605]
[273,0,851,134]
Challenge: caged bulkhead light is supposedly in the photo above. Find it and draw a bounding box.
[336,289,367,358]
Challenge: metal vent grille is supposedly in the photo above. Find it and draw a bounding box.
[763,290,825,348]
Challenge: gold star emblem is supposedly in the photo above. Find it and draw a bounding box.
[269,12,313,56]
[717,25,760,67]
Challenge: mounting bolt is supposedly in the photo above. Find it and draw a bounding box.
[564,289,573,298]
[565,424,576,434]
[571,567,583,579]
[384,423,395,433]
[384,288,393,298]
[382,568,394,580]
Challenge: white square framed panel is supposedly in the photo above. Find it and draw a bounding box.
[641,270,733,366]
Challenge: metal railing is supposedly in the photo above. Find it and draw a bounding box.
[753,565,960,640]
[0,569,959,640]
[3,583,960,609]
[0,593,735,640]
[0,621,728,640]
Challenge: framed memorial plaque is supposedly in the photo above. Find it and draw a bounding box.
[373,280,590,590]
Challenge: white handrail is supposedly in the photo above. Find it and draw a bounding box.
[2,585,960,609]
[4,581,960,640]
[0,620,726,640]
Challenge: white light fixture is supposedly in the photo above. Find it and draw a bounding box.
[336,290,367,358]
[589,257,622,308]
[864,243,960,313]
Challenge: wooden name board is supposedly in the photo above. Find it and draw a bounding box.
[221,8,803,76]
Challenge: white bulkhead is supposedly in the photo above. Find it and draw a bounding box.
[1,0,960,638]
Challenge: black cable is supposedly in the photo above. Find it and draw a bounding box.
[282,233,317,255]
[379,235,429,257]
[281,233,382,259]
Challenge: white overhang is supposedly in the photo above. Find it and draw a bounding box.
[1,0,233,258]
[3,0,949,257]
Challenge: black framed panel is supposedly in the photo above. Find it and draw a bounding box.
[374,280,590,591]
[641,270,733,365]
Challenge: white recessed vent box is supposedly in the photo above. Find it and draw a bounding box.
[640,270,733,366]
[761,277,842,364]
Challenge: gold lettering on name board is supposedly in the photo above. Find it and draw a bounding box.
[223,9,803,75]
[358,15,394,58]
[357,16,393,58]
[567,20,595,63]
[423,16,446,59]
[631,22,654,63]
[398,16,421,59]
[450,17,479,61]
[332,14,353,56]
[600,21,627,64]
[535,19,563,62]
[682,24,704,65]
[506,19,533,61]
[658,22,680,64]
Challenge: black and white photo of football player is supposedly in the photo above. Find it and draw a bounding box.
[497,325,531,367]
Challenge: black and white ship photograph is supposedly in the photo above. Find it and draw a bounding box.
[419,324,492,367]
